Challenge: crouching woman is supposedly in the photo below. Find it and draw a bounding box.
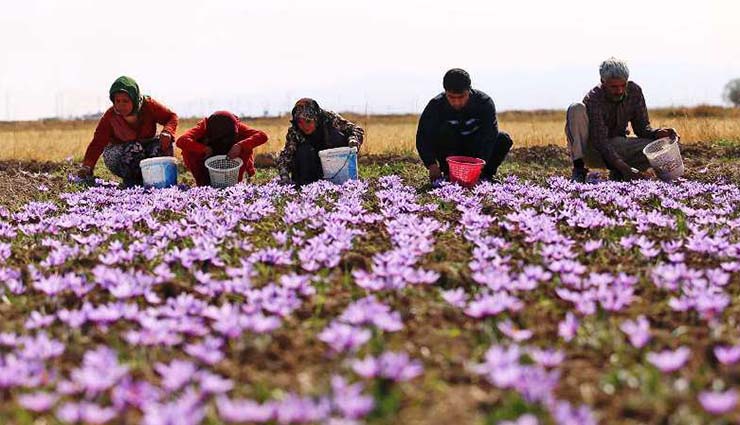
[176,111,268,186]
[276,98,364,186]
[78,76,178,187]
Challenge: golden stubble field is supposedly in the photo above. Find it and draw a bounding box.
[0,106,738,163]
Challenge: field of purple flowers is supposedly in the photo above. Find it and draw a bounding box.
[0,144,739,424]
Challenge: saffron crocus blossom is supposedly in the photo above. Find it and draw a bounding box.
[646,347,691,373]
[714,345,740,365]
[498,319,533,342]
[620,315,651,348]
[352,352,423,382]
[441,288,468,308]
[154,360,197,392]
[216,396,276,423]
[499,414,539,425]
[558,313,579,342]
[528,348,565,368]
[550,401,597,425]
[338,296,403,332]
[319,323,372,354]
[17,391,59,412]
[185,336,225,365]
[69,347,129,395]
[330,375,374,420]
[698,389,737,415]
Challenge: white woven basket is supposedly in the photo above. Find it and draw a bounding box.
[204,155,243,188]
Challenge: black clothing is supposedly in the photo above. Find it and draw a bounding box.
[416,89,512,178]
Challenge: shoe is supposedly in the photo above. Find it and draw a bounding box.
[571,167,588,183]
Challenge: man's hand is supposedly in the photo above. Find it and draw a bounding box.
[655,128,680,141]
[622,166,650,181]
[348,139,360,149]
[428,163,442,182]
[227,144,241,159]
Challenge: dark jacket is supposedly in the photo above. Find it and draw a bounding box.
[416,89,499,167]
[583,81,658,168]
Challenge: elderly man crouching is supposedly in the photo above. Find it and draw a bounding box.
[566,57,680,182]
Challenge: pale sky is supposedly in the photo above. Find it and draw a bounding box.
[0,0,738,120]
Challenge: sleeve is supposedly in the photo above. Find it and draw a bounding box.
[82,112,113,169]
[415,100,439,167]
[235,122,268,150]
[276,127,301,179]
[586,99,624,169]
[630,85,657,139]
[328,112,364,148]
[176,119,208,155]
[473,96,499,158]
[147,97,179,136]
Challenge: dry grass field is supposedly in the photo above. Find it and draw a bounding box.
[0,106,738,163]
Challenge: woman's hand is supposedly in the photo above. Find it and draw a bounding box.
[227,144,241,159]
[77,164,93,179]
[159,132,173,151]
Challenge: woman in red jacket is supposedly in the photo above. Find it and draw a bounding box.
[78,76,178,187]
[176,111,268,186]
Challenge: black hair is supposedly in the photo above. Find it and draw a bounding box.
[443,68,471,92]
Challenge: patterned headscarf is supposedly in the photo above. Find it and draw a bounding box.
[109,76,143,115]
[291,98,322,124]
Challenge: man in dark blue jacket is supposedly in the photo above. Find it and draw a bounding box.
[416,68,513,182]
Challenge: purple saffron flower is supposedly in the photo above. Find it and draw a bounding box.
[275,394,331,424]
[185,336,225,365]
[196,371,233,394]
[79,402,118,424]
[319,323,371,354]
[698,389,737,415]
[352,352,423,382]
[70,347,129,395]
[550,401,597,425]
[646,347,691,373]
[583,240,603,253]
[111,378,162,410]
[529,348,565,368]
[17,391,59,412]
[441,288,468,308]
[498,320,533,342]
[714,345,740,365]
[154,360,197,392]
[56,402,81,423]
[558,313,579,342]
[330,375,374,420]
[216,396,276,422]
[500,414,539,425]
[620,315,651,348]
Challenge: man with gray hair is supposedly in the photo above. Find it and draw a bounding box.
[565,57,680,182]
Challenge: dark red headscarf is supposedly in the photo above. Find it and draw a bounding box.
[205,111,239,155]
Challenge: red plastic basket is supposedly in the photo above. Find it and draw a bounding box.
[446,156,486,187]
